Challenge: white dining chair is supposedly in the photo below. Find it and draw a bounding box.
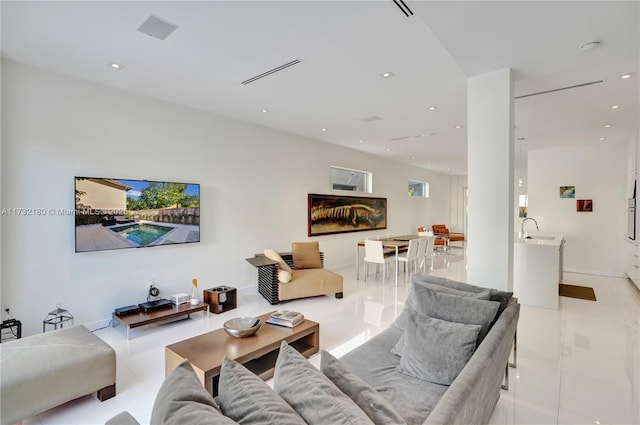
[363,240,395,282]
[397,238,420,278]
[418,236,436,272]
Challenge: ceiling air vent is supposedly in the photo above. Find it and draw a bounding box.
[241,59,303,85]
[390,136,410,141]
[360,115,382,122]
[137,15,179,40]
[515,80,603,99]
[392,0,414,18]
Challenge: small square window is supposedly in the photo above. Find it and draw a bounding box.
[409,180,429,198]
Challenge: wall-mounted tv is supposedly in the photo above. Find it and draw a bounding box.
[75,177,200,253]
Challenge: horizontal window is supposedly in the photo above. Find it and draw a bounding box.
[330,166,372,193]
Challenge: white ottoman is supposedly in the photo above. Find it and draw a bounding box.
[0,325,116,425]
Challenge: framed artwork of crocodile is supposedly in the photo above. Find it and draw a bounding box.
[307,193,387,236]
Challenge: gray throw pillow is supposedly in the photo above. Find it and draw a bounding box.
[274,341,374,425]
[150,360,238,425]
[320,350,406,425]
[407,281,499,345]
[398,310,481,386]
[218,357,305,425]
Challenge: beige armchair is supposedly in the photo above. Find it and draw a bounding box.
[246,242,343,305]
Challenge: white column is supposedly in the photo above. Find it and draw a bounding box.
[467,68,514,291]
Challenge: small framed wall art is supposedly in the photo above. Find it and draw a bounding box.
[560,186,575,198]
[576,199,593,212]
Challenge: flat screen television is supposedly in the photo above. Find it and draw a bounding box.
[74,177,200,252]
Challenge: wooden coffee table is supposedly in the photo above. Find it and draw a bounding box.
[165,311,319,395]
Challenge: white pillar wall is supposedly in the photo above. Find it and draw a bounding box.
[466,68,515,291]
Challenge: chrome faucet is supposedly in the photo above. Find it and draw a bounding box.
[521,217,539,238]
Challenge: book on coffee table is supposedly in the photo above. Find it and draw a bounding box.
[266,310,304,328]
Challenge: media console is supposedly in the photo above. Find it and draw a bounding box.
[112,302,209,339]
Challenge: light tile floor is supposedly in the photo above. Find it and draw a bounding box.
[22,249,640,424]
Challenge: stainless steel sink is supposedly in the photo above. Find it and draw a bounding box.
[525,235,555,240]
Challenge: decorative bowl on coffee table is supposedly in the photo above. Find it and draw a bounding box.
[223,317,261,338]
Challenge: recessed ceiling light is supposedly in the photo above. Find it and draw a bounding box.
[386,148,391,152]
[359,139,364,143]
[428,106,438,111]
[455,125,462,129]
[580,41,600,51]
[411,156,416,160]
[321,128,327,132]
[261,108,270,113]
[603,124,611,128]
[620,73,632,79]
[599,137,605,141]
[108,62,124,69]
[611,105,620,109]
[380,71,394,78]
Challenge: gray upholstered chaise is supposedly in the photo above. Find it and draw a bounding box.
[0,325,116,425]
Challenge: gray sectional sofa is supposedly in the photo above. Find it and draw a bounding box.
[106,275,519,425]
[341,274,519,425]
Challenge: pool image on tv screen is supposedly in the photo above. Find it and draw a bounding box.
[74,177,200,252]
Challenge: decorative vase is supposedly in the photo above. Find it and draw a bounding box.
[190,278,199,305]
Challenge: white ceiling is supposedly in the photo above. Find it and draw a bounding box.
[2,1,638,175]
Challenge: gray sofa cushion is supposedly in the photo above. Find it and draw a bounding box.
[274,341,374,425]
[412,274,513,315]
[401,280,499,345]
[339,326,447,425]
[105,411,140,425]
[398,311,481,386]
[150,360,238,425]
[320,350,406,425]
[218,357,305,425]
[411,280,491,300]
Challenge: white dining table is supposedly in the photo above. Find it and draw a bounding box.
[355,235,414,285]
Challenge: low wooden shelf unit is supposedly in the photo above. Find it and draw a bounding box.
[112,302,209,339]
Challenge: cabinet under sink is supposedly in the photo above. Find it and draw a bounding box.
[514,233,564,310]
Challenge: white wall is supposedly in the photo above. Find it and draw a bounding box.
[0,60,453,335]
[449,175,468,234]
[528,143,627,277]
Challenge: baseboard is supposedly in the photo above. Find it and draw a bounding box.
[84,318,112,332]
[236,285,257,295]
[329,262,354,272]
[563,269,627,279]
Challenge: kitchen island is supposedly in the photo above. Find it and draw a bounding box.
[514,233,565,309]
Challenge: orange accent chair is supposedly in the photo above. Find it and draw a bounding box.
[432,224,465,244]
